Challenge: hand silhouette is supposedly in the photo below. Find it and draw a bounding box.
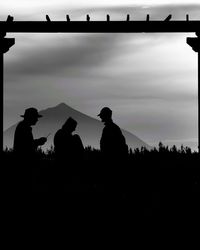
[38,137,47,145]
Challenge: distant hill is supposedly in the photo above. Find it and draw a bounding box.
[4,103,150,151]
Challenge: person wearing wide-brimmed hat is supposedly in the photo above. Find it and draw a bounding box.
[13,107,47,157]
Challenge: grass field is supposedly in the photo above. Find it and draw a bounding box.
[3,144,199,217]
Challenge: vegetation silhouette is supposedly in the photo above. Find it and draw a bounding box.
[3,142,199,216]
[2,106,199,216]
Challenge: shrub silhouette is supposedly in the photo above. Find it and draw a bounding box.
[3,142,199,216]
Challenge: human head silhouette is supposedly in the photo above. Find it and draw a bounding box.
[21,107,42,126]
[62,117,77,133]
[98,107,112,123]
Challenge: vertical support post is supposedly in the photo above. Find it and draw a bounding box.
[198,50,200,153]
[187,33,200,153]
[0,50,3,154]
[0,33,15,154]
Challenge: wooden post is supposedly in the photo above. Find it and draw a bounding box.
[187,33,200,153]
[0,34,15,154]
[0,50,3,154]
[198,49,200,153]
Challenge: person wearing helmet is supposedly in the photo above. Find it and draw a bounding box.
[13,107,47,158]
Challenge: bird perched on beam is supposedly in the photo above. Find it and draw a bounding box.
[164,15,172,21]
[196,32,200,37]
[86,15,90,22]
[46,15,51,22]
[107,15,110,21]
[6,15,14,23]
[146,14,150,21]
[66,15,70,22]
[126,14,130,21]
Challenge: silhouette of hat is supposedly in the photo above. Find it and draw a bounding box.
[97,107,112,116]
[20,108,43,118]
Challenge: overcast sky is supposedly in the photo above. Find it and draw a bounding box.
[1,0,200,149]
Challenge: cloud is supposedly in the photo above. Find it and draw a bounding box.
[5,33,123,81]
[1,2,200,20]
[4,3,199,81]
[45,3,200,21]
[2,3,199,147]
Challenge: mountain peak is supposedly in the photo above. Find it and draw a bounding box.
[56,103,67,108]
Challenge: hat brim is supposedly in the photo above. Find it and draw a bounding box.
[20,114,43,118]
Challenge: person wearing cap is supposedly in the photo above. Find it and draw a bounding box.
[97,107,128,192]
[13,107,47,157]
[97,107,128,159]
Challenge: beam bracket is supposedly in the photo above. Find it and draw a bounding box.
[0,35,15,54]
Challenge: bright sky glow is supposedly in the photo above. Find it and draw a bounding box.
[1,1,200,150]
[1,0,200,14]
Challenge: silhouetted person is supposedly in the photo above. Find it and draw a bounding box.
[98,107,128,191]
[98,107,128,159]
[13,107,47,159]
[13,108,47,192]
[53,117,84,191]
[54,117,84,162]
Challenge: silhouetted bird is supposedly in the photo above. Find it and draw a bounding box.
[66,15,70,22]
[13,108,47,158]
[107,15,110,21]
[54,117,84,163]
[98,107,128,160]
[86,15,90,22]
[6,15,14,23]
[46,15,51,22]
[146,14,150,21]
[196,32,200,37]
[126,14,130,21]
[164,15,172,21]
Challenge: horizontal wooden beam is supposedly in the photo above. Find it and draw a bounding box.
[0,21,200,33]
